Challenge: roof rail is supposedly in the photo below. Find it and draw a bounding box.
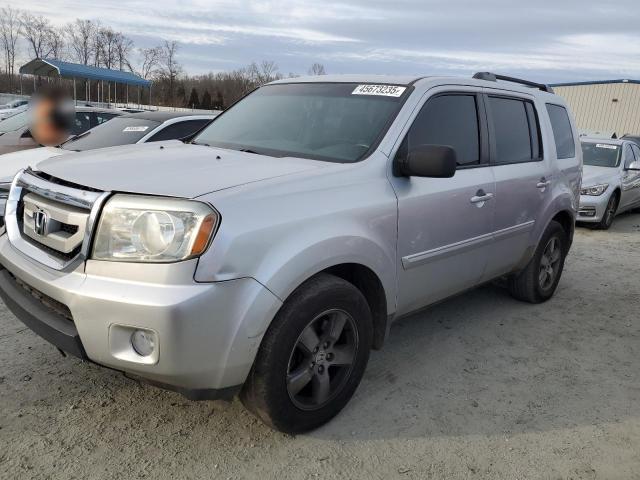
[472,72,554,93]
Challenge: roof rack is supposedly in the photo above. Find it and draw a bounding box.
[472,72,554,93]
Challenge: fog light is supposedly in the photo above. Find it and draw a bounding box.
[131,329,156,357]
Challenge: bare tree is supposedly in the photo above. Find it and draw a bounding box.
[115,33,134,71]
[247,60,281,85]
[308,63,326,75]
[97,26,118,69]
[139,46,162,79]
[66,19,96,65]
[20,13,53,58]
[46,26,66,59]
[0,7,21,84]
[159,40,181,105]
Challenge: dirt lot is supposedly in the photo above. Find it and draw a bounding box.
[1,213,639,480]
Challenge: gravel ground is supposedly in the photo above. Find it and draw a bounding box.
[1,213,639,480]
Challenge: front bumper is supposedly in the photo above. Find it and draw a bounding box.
[0,235,282,399]
[577,193,610,223]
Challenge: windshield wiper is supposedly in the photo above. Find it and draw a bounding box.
[190,140,210,147]
[238,148,266,156]
[62,130,91,145]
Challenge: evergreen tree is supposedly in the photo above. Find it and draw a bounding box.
[201,89,212,110]
[214,91,224,110]
[187,87,200,109]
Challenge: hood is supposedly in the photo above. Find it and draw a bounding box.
[37,141,327,198]
[0,147,68,182]
[582,164,619,187]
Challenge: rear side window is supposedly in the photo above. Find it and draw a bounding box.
[546,104,575,159]
[147,120,211,142]
[404,94,480,167]
[488,96,540,164]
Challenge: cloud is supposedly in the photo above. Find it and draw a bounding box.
[13,0,640,81]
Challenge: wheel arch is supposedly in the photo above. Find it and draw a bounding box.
[321,263,389,350]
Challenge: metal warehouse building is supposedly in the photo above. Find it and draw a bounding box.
[551,79,640,137]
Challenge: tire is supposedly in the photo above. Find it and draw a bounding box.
[595,192,619,230]
[240,273,373,434]
[507,220,568,304]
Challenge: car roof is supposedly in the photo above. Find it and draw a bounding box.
[269,74,424,86]
[268,74,560,99]
[75,106,124,114]
[120,111,217,122]
[580,137,626,146]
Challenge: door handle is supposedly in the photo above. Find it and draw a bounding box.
[470,191,494,204]
[537,179,551,189]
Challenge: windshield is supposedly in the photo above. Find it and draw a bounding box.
[193,83,409,163]
[581,142,621,167]
[0,110,29,133]
[61,117,160,151]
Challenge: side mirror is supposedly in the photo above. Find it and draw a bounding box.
[626,161,640,171]
[394,144,457,178]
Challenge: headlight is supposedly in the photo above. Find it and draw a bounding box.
[92,195,219,262]
[580,184,608,196]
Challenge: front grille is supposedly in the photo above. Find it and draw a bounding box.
[21,192,89,257]
[59,223,79,235]
[5,169,106,271]
[10,271,73,322]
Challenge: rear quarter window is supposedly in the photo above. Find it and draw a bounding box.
[546,104,575,159]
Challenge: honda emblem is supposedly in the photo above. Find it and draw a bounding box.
[33,210,48,236]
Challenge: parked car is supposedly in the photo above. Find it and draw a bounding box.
[0,99,29,120]
[0,106,122,156]
[0,73,581,433]
[0,111,216,224]
[577,138,640,228]
[0,111,217,174]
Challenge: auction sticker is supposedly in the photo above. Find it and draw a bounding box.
[596,143,617,149]
[123,126,149,132]
[352,84,406,97]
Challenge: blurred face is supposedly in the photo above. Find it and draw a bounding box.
[30,98,72,146]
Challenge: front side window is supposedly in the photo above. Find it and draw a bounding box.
[546,104,575,159]
[73,112,93,135]
[489,96,539,164]
[402,94,481,167]
[581,142,621,168]
[193,83,409,163]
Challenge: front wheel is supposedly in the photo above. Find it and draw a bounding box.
[507,220,568,303]
[595,192,619,230]
[240,273,373,434]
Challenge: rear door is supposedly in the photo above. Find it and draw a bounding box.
[483,92,550,279]
[391,87,496,315]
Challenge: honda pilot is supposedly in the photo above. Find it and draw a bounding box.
[0,73,582,433]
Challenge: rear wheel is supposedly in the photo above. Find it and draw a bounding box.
[240,273,373,434]
[596,192,619,230]
[508,220,568,303]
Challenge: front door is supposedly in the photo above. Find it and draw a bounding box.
[390,89,496,316]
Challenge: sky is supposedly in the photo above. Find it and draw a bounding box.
[13,0,640,83]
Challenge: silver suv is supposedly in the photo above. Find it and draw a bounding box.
[0,73,581,433]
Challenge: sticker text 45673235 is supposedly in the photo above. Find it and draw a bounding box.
[352,84,407,98]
